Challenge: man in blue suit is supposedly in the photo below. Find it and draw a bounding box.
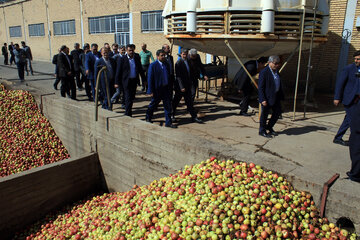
[85,43,101,101]
[94,48,116,110]
[115,44,145,117]
[146,49,177,128]
[258,56,284,138]
[333,50,360,146]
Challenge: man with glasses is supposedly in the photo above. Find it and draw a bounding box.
[333,50,360,146]
[258,56,284,138]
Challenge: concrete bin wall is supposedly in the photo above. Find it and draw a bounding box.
[0,153,105,239]
[39,95,360,230]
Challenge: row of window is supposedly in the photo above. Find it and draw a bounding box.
[8,11,163,38]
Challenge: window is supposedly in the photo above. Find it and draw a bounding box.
[53,20,76,36]
[141,11,163,32]
[28,23,45,37]
[89,14,129,34]
[9,26,22,38]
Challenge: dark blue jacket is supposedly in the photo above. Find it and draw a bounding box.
[258,66,284,106]
[85,51,101,80]
[147,60,171,97]
[115,54,145,88]
[94,57,116,87]
[334,63,360,106]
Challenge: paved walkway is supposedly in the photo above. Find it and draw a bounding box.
[1,57,359,227]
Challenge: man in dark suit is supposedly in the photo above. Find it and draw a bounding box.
[146,49,176,128]
[21,41,33,76]
[9,42,15,65]
[2,43,8,65]
[347,100,360,182]
[187,48,208,101]
[57,45,76,99]
[173,48,203,124]
[258,56,284,138]
[80,44,93,101]
[71,43,84,90]
[115,44,145,117]
[52,48,60,90]
[94,48,116,110]
[85,43,101,101]
[333,50,360,146]
[162,44,174,95]
[233,57,267,116]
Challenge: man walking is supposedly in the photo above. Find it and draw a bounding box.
[139,43,155,92]
[52,48,61,90]
[187,48,208,101]
[115,44,145,117]
[71,43,84,90]
[333,50,360,146]
[2,43,8,65]
[233,57,267,116]
[13,44,27,81]
[173,48,203,124]
[162,44,175,98]
[85,43,101,100]
[146,49,177,128]
[21,41,33,76]
[347,101,360,183]
[9,42,15,65]
[258,56,284,138]
[80,44,92,101]
[94,48,116,110]
[58,45,76,99]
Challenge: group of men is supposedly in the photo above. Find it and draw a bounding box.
[2,41,33,81]
[53,42,207,128]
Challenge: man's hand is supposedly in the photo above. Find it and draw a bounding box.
[67,72,72,76]
[86,70,89,75]
[334,100,340,106]
[238,90,242,94]
[261,101,267,106]
[181,88,185,92]
[147,93,153,97]
[204,75,209,81]
[114,84,119,88]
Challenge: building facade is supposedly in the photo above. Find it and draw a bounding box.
[0,0,170,61]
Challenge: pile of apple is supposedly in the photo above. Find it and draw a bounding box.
[16,158,356,240]
[0,86,69,177]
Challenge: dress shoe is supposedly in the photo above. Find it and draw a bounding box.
[267,127,278,136]
[239,111,252,117]
[53,84,58,90]
[171,116,177,122]
[192,117,204,123]
[333,138,349,146]
[165,124,177,129]
[259,131,272,138]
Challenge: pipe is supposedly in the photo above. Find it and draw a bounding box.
[292,2,306,121]
[2,8,8,43]
[45,0,52,61]
[95,66,111,121]
[261,0,275,33]
[304,0,318,119]
[186,0,198,33]
[79,0,84,47]
[279,44,300,73]
[21,2,27,42]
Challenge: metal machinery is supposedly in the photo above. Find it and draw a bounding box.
[163,0,330,119]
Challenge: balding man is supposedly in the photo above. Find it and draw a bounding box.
[187,48,208,102]
[258,56,284,138]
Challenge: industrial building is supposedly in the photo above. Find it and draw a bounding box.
[0,0,360,93]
